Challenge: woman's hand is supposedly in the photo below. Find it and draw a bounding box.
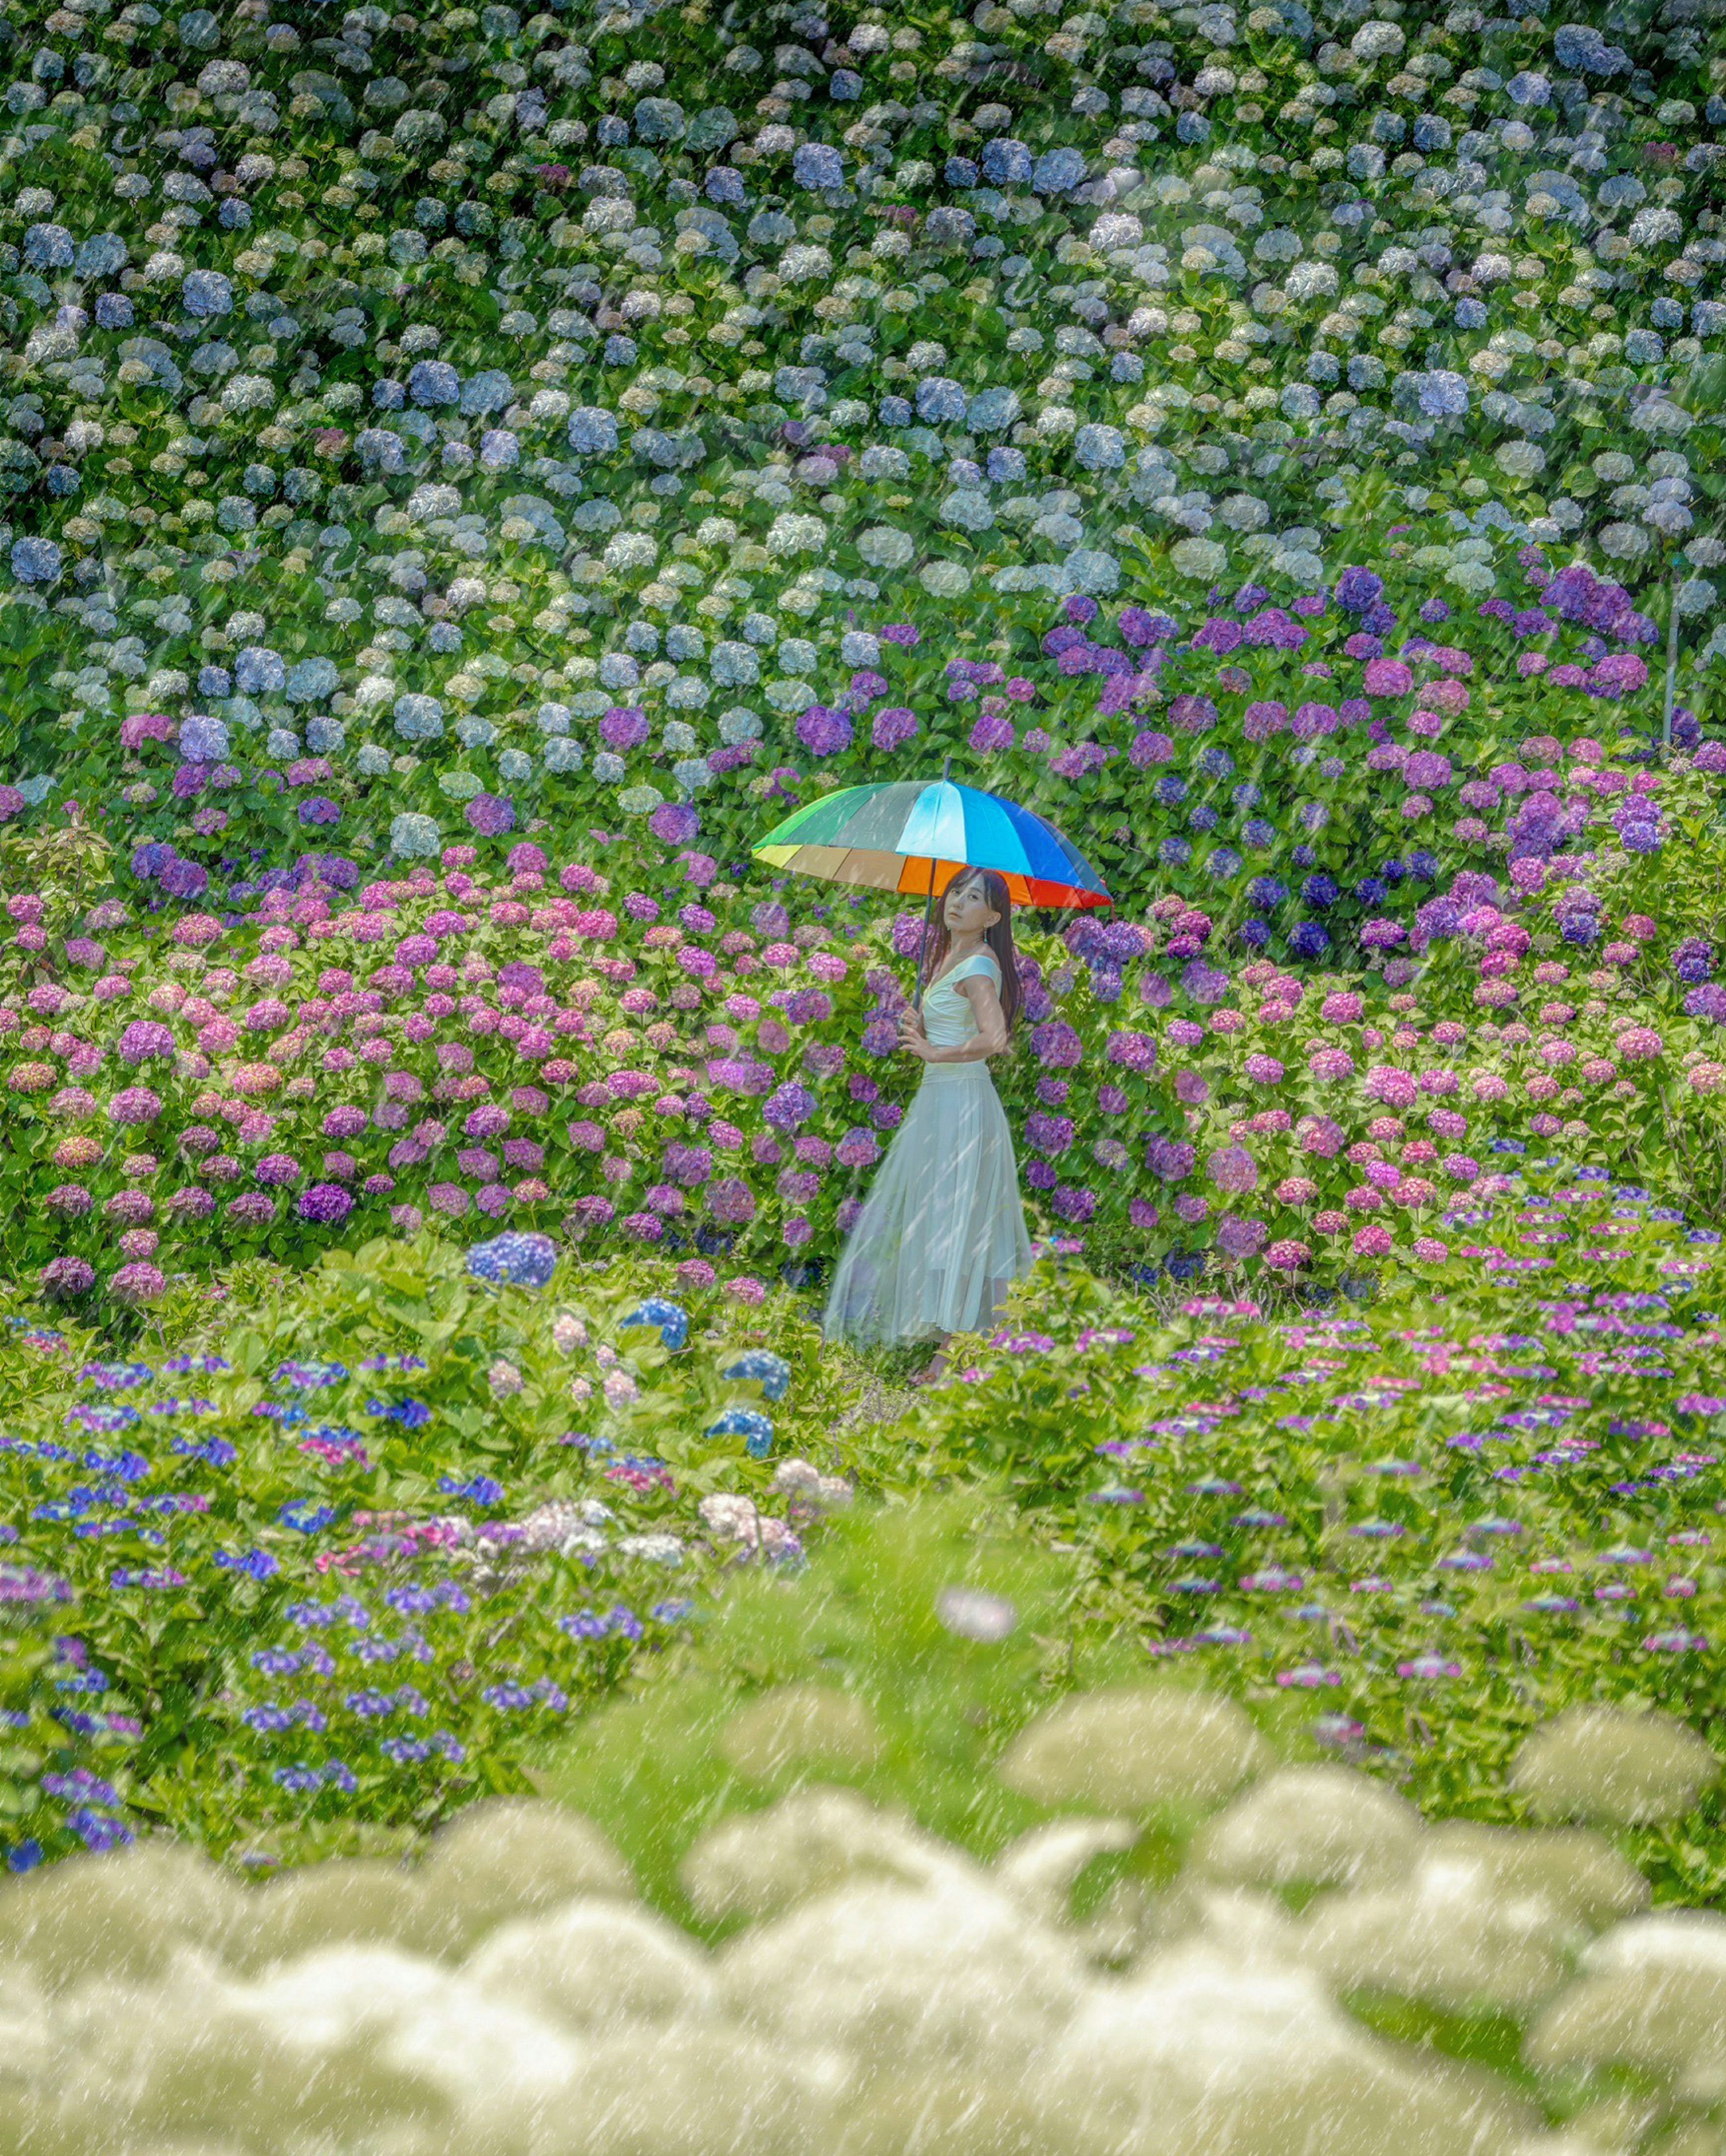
[898,1007,934,1060]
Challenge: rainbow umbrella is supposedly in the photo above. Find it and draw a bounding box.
[754,760,1111,1004]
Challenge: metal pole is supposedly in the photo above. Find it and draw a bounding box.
[911,754,953,1014]
[1664,560,1681,751]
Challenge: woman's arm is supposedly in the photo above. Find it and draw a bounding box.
[899,974,1009,1063]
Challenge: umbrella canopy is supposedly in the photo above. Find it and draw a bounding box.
[752,775,1112,911]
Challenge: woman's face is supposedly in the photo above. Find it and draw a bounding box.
[943,873,1000,933]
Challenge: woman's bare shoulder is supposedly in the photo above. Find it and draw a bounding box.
[954,949,1002,988]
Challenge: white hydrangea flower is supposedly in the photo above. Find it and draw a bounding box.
[1219,494,1271,532]
[857,526,914,570]
[221,373,275,413]
[1496,443,1547,479]
[1351,19,1406,58]
[1598,521,1652,559]
[766,513,826,558]
[709,642,760,688]
[938,490,995,532]
[390,812,441,857]
[615,1534,684,1566]
[1073,423,1125,472]
[921,560,971,598]
[1171,537,1228,579]
[1063,550,1121,595]
[604,532,658,574]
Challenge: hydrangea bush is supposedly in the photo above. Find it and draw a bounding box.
[0,1234,852,1867]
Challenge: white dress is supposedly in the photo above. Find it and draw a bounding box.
[824,948,1032,1348]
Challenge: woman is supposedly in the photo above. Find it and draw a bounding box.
[824,865,1032,1380]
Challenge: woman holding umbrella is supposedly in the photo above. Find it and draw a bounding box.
[753,762,1111,1381]
[824,862,1030,1378]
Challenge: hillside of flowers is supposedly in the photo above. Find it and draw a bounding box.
[0,0,1715,878]
[1,0,1726,2143]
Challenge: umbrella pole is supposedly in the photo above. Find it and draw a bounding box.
[912,855,938,1014]
[912,755,952,1015]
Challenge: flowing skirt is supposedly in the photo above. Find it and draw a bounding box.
[823,1063,1032,1349]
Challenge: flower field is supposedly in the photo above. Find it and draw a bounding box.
[0,0,1725,2146]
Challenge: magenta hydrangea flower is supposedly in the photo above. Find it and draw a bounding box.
[1216,1215,1267,1259]
[795,705,852,758]
[1030,1020,1082,1069]
[600,707,650,750]
[1362,658,1413,697]
[111,1263,167,1305]
[649,803,700,846]
[1128,730,1174,768]
[1148,1137,1196,1182]
[1208,1145,1259,1194]
[298,1184,354,1224]
[160,857,210,901]
[763,1082,817,1130]
[116,1021,176,1065]
[969,712,1015,754]
[109,1087,162,1125]
[1105,1030,1157,1075]
[707,1177,757,1225]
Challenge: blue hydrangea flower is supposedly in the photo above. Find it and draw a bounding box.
[9,537,61,585]
[720,1350,792,1400]
[466,1232,558,1289]
[618,1298,690,1351]
[706,1407,775,1457]
[182,269,232,317]
[438,1473,506,1506]
[1033,146,1087,194]
[792,142,844,190]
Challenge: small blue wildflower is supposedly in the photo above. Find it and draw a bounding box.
[437,1474,506,1507]
[278,1500,339,1535]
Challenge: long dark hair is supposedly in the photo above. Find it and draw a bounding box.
[919,866,1022,1034]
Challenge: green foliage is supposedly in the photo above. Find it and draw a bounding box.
[543,1487,1144,1926]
